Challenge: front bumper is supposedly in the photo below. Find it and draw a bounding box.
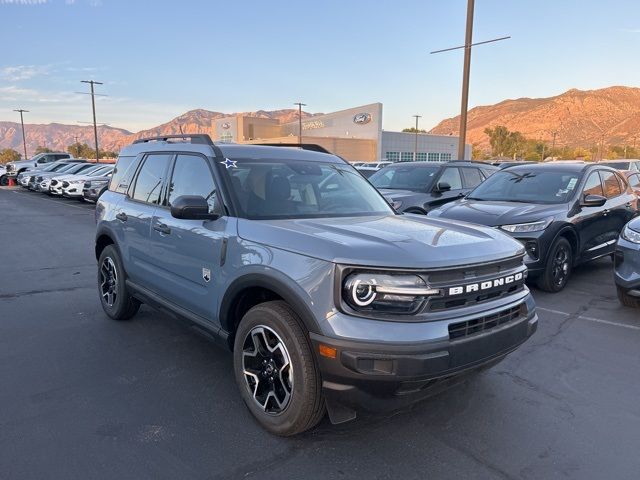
[614,237,640,290]
[62,185,83,197]
[312,291,537,415]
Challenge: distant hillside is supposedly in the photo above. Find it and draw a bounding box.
[430,86,640,148]
[0,108,317,155]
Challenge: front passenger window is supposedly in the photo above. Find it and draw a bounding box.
[600,171,622,198]
[582,172,604,197]
[167,154,218,213]
[131,154,172,204]
[438,168,463,190]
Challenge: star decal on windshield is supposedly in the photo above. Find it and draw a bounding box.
[220,158,237,169]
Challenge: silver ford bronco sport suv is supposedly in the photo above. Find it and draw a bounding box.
[95,134,537,436]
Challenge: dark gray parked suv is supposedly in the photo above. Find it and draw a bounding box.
[95,134,537,435]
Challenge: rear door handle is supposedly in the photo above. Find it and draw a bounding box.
[115,212,128,222]
[153,222,171,235]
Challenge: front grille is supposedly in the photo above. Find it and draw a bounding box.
[6,164,14,172]
[62,181,69,188]
[448,304,525,340]
[51,180,58,186]
[83,181,90,189]
[429,282,525,311]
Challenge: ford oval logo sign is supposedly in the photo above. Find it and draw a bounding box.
[221,122,231,130]
[353,113,372,125]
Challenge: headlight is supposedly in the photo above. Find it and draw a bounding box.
[90,180,108,186]
[342,272,440,314]
[69,179,83,184]
[500,218,553,233]
[621,224,640,244]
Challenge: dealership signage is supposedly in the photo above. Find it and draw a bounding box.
[353,113,372,125]
[221,122,231,130]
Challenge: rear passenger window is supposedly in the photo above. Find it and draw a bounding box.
[582,172,604,197]
[461,167,483,188]
[109,156,139,194]
[167,154,218,213]
[438,168,463,190]
[600,171,622,198]
[131,154,172,204]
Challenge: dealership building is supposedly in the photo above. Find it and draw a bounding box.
[210,103,470,162]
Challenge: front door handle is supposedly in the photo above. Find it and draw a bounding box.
[153,222,171,235]
[115,212,128,222]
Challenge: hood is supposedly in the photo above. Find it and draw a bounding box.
[430,199,566,227]
[237,214,524,269]
[627,216,640,232]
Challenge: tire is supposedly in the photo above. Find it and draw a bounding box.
[97,245,140,320]
[233,300,325,436]
[0,175,7,186]
[616,285,640,308]
[537,237,573,292]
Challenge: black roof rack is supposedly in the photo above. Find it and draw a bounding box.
[133,134,214,145]
[251,143,332,154]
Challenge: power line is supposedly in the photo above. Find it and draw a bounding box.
[13,109,29,159]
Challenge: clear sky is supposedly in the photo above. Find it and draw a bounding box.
[1,0,639,133]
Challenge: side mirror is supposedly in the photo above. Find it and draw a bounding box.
[581,194,607,207]
[435,181,451,193]
[170,195,221,220]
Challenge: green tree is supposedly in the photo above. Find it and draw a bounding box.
[66,142,118,159]
[402,127,427,133]
[34,146,53,154]
[0,148,21,164]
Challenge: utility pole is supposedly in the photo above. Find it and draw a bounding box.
[599,134,605,161]
[430,0,509,160]
[294,102,306,146]
[551,130,557,156]
[13,109,29,160]
[80,80,103,162]
[412,115,421,161]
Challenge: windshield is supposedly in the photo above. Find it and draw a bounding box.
[90,166,113,176]
[52,163,78,173]
[41,163,64,172]
[468,169,581,204]
[369,164,440,190]
[222,158,393,219]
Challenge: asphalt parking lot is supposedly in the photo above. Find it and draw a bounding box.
[1,186,640,480]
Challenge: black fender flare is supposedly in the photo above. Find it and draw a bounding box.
[219,270,320,337]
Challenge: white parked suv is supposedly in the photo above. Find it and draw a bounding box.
[60,165,114,198]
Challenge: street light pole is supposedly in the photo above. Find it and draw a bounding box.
[294,102,306,146]
[412,115,421,161]
[13,109,29,159]
[81,80,103,162]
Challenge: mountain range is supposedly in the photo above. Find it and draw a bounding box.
[0,109,316,155]
[429,86,640,149]
[2,86,639,155]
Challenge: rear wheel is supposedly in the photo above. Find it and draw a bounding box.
[616,285,640,308]
[98,245,140,320]
[233,301,325,436]
[537,237,572,292]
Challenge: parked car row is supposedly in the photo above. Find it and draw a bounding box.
[13,158,113,201]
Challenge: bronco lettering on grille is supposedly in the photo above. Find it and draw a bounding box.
[448,272,524,296]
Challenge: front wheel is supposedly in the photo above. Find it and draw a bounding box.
[537,237,573,292]
[233,301,325,436]
[0,175,8,186]
[98,245,140,320]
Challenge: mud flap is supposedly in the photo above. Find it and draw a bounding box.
[325,397,357,424]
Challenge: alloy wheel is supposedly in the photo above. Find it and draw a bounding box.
[100,257,118,307]
[241,325,293,415]
[552,245,570,287]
